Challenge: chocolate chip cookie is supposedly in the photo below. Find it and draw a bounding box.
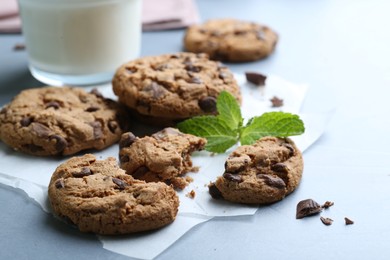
[0,87,129,156]
[119,128,207,189]
[209,137,303,204]
[184,19,278,62]
[48,154,179,235]
[112,52,241,126]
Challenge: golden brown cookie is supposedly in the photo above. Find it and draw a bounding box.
[119,128,206,189]
[184,19,278,62]
[112,52,241,126]
[0,87,129,156]
[48,154,179,235]
[209,137,303,204]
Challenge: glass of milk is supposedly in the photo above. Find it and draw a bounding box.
[18,0,142,86]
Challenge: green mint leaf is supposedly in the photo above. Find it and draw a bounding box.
[177,116,238,153]
[240,112,305,145]
[216,91,243,130]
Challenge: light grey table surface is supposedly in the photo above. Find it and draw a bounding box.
[1,0,390,259]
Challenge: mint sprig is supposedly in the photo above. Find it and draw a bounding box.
[177,91,305,153]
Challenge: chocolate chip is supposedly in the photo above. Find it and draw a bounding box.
[208,183,223,199]
[271,163,288,173]
[170,54,180,59]
[0,107,7,114]
[198,96,217,113]
[50,135,67,153]
[89,121,103,139]
[152,128,181,139]
[345,217,354,225]
[45,101,60,109]
[90,88,103,98]
[245,72,267,86]
[55,178,65,189]
[120,155,130,163]
[234,30,247,35]
[296,199,322,219]
[125,67,137,74]
[119,132,136,148]
[210,31,221,37]
[154,63,169,71]
[112,177,128,190]
[270,96,284,107]
[72,167,93,178]
[256,30,266,41]
[22,144,44,153]
[223,172,242,183]
[85,106,100,112]
[20,117,32,127]
[143,82,166,99]
[132,166,149,179]
[283,143,295,156]
[218,72,229,80]
[188,76,202,84]
[108,120,118,133]
[31,122,52,137]
[183,61,201,72]
[320,217,333,226]
[257,174,286,189]
[322,201,334,209]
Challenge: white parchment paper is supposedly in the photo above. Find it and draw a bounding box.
[0,74,331,259]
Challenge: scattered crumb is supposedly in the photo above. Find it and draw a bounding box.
[13,43,25,51]
[322,201,334,209]
[270,96,284,107]
[345,217,354,225]
[185,176,193,183]
[320,217,333,226]
[186,190,196,199]
[170,176,193,190]
[190,166,200,173]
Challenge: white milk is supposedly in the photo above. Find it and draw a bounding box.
[18,0,142,85]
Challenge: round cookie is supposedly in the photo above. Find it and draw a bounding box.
[209,137,303,204]
[0,87,129,156]
[119,128,207,189]
[48,154,179,235]
[112,52,241,126]
[184,19,278,62]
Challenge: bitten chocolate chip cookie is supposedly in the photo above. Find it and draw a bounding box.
[119,128,206,189]
[184,19,278,62]
[0,87,129,156]
[112,52,241,126]
[209,137,303,204]
[48,154,179,235]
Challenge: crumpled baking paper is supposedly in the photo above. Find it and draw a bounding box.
[0,73,332,259]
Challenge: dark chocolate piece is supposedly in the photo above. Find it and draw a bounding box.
[296,199,322,219]
[245,72,267,86]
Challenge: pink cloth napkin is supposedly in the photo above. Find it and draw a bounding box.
[0,0,200,33]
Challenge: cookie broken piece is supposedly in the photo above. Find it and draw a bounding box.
[48,154,179,235]
[119,128,206,189]
[0,87,130,156]
[208,136,303,204]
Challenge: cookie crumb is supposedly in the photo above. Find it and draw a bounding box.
[270,96,284,107]
[320,217,333,226]
[345,217,354,225]
[13,43,25,51]
[296,199,322,219]
[245,72,267,86]
[322,201,334,209]
[186,190,196,199]
[170,176,193,190]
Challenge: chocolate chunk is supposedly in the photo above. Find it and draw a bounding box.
[234,30,247,36]
[154,63,169,71]
[55,178,65,189]
[90,88,103,98]
[208,183,223,199]
[120,155,130,163]
[50,135,67,153]
[170,54,180,59]
[22,144,44,153]
[89,121,103,140]
[125,67,137,74]
[270,96,284,107]
[223,172,242,183]
[256,30,266,41]
[345,217,354,225]
[188,77,202,84]
[85,106,100,112]
[218,72,228,80]
[245,72,267,86]
[108,120,118,133]
[0,107,7,114]
[132,166,149,179]
[198,96,217,113]
[271,163,288,173]
[320,217,333,226]
[257,174,286,189]
[283,143,295,156]
[296,199,323,219]
[152,128,181,139]
[119,132,136,148]
[20,117,32,127]
[72,167,93,178]
[112,177,128,190]
[183,61,201,72]
[31,122,52,137]
[45,101,60,109]
[322,201,334,209]
[143,82,166,99]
